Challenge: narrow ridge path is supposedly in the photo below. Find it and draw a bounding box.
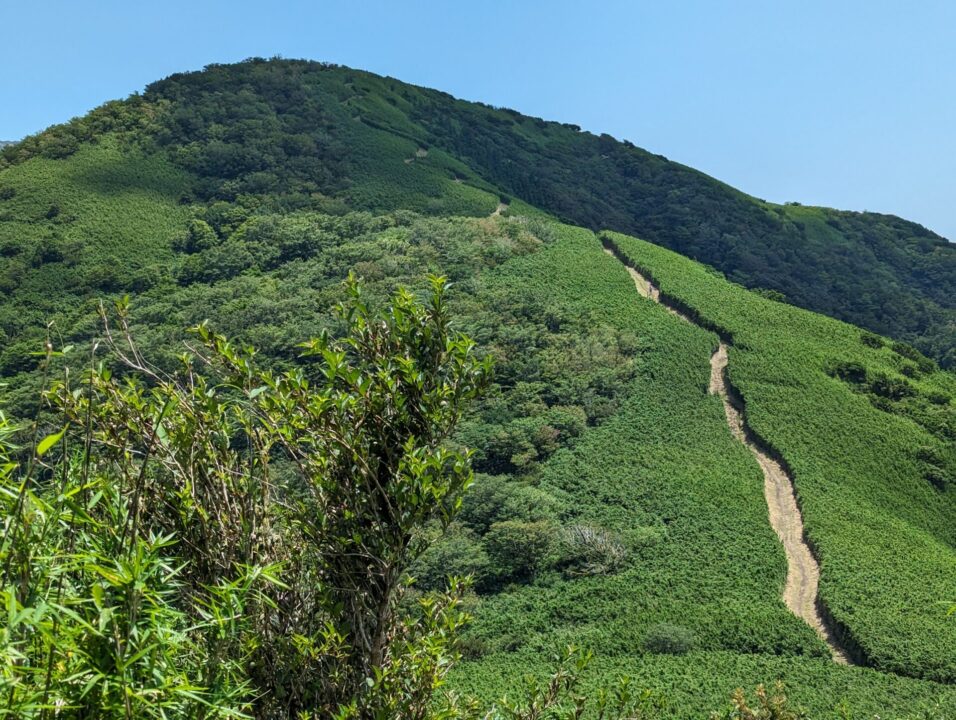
[604,246,853,665]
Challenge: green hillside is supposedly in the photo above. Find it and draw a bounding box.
[0,59,954,718]
[3,58,953,366]
[604,231,956,681]
[7,202,953,716]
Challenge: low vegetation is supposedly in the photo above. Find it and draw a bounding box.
[1,277,496,717]
[605,230,956,683]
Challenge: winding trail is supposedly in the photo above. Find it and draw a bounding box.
[603,246,853,664]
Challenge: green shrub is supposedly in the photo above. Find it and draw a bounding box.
[458,475,563,534]
[710,683,806,720]
[826,359,867,384]
[891,340,924,362]
[868,373,916,400]
[410,526,491,591]
[643,623,696,655]
[483,520,556,583]
[927,391,951,406]
[0,276,492,718]
[860,330,884,348]
[892,340,937,374]
[753,288,786,303]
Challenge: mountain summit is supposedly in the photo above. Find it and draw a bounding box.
[4,58,951,364]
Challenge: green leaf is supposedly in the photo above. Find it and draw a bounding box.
[91,583,104,610]
[36,426,67,456]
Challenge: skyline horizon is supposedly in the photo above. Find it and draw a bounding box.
[3,2,954,241]
[4,58,951,243]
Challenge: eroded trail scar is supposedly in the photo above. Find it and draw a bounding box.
[604,247,853,664]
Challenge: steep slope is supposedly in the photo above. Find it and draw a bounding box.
[447,220,955,718]
[1,58,954,365]
[603,243,852,664]
[0,168,953,717]
[606,230,956,683]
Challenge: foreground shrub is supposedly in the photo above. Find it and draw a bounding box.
[709,683,806,720]
[0,274,492,718]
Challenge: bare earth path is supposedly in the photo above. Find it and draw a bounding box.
[604,247,853,664]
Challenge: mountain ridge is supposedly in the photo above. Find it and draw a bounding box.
[3,58,953,366]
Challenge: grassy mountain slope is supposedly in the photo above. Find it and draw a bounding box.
[1,58,954,366]
[606,230,956,682]
[445,224,955,717]
[5,199,952,716]
[0,137,192,406]
[0,59,954,716]
[136,60,956,368]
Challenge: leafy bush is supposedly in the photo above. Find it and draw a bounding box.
[860,330,884,348]
[410,526,492,591]
[753,288,786,303]
[869,373,916,400]
[709,683,806,720]
[458,474,564,534]
[643,624,696,655]
[826,359,867,384]
[0,276,492,718]
[483,520,556,584]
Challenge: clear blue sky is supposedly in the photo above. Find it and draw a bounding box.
[3,0,954,239]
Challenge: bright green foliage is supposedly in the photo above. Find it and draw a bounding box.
[643,624,697,655]
[0,278,492,718]
[456,225,825,661]
[483,520,555,583]
[0,137,192,410]
[440,224,956,718]
[477,647,667,720]
[709,683,806,720]
[221,273,491,711]
[605,230,956,683]
[0,377,258,717]
[457,650,956,720]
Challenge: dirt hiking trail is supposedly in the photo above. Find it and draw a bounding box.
[603,246,853,665]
